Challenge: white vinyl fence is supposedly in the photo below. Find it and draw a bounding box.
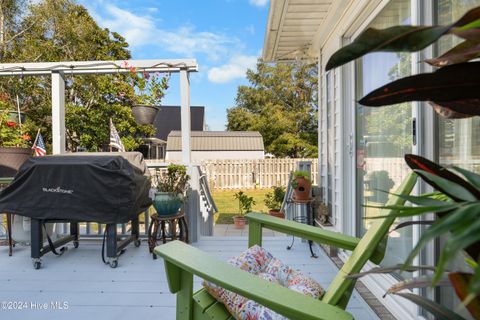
[202,159,318,189]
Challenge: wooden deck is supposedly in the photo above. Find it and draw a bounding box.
[0,236,379,320]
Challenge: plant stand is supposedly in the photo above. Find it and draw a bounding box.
[148,211,189,259]
[285,197,317,258]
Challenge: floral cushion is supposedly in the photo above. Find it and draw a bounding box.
[203,245,324,320]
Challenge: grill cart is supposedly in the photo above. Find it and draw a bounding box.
[0,152,152,269]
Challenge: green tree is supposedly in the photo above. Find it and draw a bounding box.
[227,60,318,158]
[0,0,166,151]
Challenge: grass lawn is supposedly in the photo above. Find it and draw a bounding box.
[212,189,272,224]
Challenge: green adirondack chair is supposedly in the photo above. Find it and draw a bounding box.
[155,172,417,320]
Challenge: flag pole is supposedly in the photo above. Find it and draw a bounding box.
[16,94,22,128]
[32,128,41,147]
[109,118,112,152]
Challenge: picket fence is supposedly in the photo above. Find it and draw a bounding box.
[202,158,318,189]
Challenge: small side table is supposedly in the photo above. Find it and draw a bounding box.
[148,211,189,259]
[286,197,318,258]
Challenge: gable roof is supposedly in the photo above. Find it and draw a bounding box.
[166,131,264,152]
[153,105,205,141]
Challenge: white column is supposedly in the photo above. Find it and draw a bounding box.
[51,71,65,154]
[180,69,191,165]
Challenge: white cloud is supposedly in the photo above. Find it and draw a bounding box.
[208,55,258,83]
[84,2,258,84]
[102,5,157,47]
[155,26,238,62]
[249,0,269,7]
[89,3,241,61]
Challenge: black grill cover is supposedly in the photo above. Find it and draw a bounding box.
[0,152,152,224]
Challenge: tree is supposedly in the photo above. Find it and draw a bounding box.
[0,0,165,151]
[227,60,318,158]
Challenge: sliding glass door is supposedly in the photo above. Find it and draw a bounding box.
[355,0,413,269]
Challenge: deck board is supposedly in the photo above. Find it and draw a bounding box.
[0,236,379,320]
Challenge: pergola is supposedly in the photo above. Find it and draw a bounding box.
[0,59,198,164]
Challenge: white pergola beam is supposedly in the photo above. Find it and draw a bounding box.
[0,59,198,76]
[0,59,198,162]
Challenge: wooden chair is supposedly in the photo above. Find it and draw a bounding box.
[155,173,417,320]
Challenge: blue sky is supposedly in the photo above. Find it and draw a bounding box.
[78,0,270,130]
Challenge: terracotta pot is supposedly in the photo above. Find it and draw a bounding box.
[131,105,159,125]
[0,147,32,178]
[293,176,312,200]
[268,210,285,219]
[233,216,246,229]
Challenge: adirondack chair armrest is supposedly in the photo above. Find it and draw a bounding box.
[246,212,360,251]
[0,177,14,185]
[155,241,353,320]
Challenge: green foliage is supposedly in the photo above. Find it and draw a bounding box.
[291,170,311,189]
[234,191,255,216]
[0,105,32,147]
[0,0,169,152]
[130,72,170,106]
[264,186,286,210]
[154,164,190,195]
[227,60,318,158]
[292,170,310,179]
[212,189,271,224]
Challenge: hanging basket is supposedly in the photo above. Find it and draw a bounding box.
[131,105,159,125]
[0,147,32,178]
[7,111,26,124]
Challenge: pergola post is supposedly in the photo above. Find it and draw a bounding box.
[180,68,191,165]
[51,71,65,154]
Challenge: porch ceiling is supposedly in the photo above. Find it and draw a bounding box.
[262,0,347,62]
[263,0,331,62]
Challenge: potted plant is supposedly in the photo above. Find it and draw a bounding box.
[233,191,255,229]
[0,107,32,178]
[291,170,312,201]
[264,186,286,218]
[152,164,190,216]
[121,63,169,125]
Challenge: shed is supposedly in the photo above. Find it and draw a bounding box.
[166,131,264,162]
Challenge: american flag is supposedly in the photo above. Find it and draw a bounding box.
[32,132,46,157]
[109,118,125,152]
